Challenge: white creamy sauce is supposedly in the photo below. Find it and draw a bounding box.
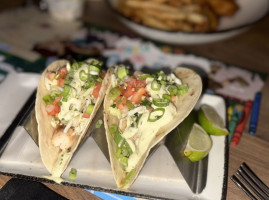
[146,78,168,98]
[125,103,176,172]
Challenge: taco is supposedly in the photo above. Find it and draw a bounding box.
[35,59,109,177]
[103,65,202,188]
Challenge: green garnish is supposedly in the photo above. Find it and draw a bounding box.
[148,108,165,122]
[88,65,100,74]
[140,99,152,108]
[62,85,71,102]
[86,104,94,115]
[168,85,178,96]
[157,72,166,80]
[151,80,161,91]
[108,87,121,100]
[160,80,167,85]
[79,70,88,81]
[55,74,60,80]
[64,71,74,84]
[109,124,118,135]
[119,156,128,167]
[152,98,170,107]
[42,95,54,105]
[162,94,171,100]
[95,119,103,128]
[177,84,189,95]
[122,169,136,187]
[69,168,77,179]
[126,100,135,110]
[138,74,153,80]
[117,66,129,80]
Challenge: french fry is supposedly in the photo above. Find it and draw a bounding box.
[117,0,239,32]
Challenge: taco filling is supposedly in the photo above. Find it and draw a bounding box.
[36,59,108,177]
[105,66,193,187]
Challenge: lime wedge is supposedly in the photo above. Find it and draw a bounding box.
[198,104,228,136]
[184,123,212,162]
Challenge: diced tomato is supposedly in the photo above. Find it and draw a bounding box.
[116,97,127,110]
[136,79,146,89]
[126,77,137,88]
[93,82,102,99]
[82,113,90,118]
[101,71,106,79]
[47,72,56,81]
[57,66,68,78]
[57,77,65,87]
[54,104,61,113]
[122,86,135,98]
[130,88,147,104]
[53,96,62,105]
[45,104,60,116]
[119,86,125,94]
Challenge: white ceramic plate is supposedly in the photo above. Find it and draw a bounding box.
[106,0,269,44]
[0,72,228,200]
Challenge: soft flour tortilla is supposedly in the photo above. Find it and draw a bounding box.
[35,59,110,177]
[103,67,202,189]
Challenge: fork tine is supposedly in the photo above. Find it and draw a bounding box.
[236,169,268,200]
[241,162,269,196]
[231,175,258,200]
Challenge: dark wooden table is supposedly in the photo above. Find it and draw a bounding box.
[1,1,269,199]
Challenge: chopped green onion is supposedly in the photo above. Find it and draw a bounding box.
[162,94,171,100]
[122,169,136,187]
[42,95,54,105]
[148,108,165,122]
[138,74,153,80]
[151,80,161,91]
[96,77,103,83]
[57,101,62,106]
[168,85,178,96]
[157,72,166,80]
[86,104,94,115]
[114,130,125,148]
[109,87,121,100]
[109,124,118,135]
[160,80,167,85]
[88,65,100,74]
[177,84,189,95]
[90,59,100,66]
[79,70,88,81]
[116,148,122,158]
[125,141,133,155]
[117,66,129,80]
[95,119,103,128]
[71,62,80,70]
[62,85,71,102]
[82,77,96,89]
[119,156,128,167]
[140,99,152,108]
[126,100,134,110]
[65,71,74,84]
[69,168,77,179]
[135,113,142,126]
[66,62,71,72]
[152,98,170,107]
[55,74,60,80]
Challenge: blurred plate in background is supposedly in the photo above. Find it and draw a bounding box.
[106,0,269,44]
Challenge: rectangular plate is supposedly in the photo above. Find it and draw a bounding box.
[0,72,228,200]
